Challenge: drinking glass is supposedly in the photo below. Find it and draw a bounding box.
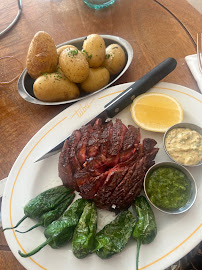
[82,0,116,9]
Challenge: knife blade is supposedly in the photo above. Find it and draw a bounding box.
[35,57,177,162]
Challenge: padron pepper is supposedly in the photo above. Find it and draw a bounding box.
[16,193,75,234]
[72,201,97,259]
[93,210,136,259]
[3,185,73,232]
[18,198,88,257]
[132,196,157,270]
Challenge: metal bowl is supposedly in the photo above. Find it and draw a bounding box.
[144,162,197,214]
[17,35,133,105]
[163,122,202,167]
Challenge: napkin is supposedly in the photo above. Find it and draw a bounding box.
[185,54,202,93]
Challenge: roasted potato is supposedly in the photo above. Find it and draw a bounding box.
[55,66,65,75]
[80,67,110,93]
[59,48,89,83]
[103,44,126,75]
[26,31,58,79]
[33,72,80,102]
[57,45,77,58]
[82,34,106,68]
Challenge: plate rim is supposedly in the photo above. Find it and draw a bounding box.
[2,82,202,270]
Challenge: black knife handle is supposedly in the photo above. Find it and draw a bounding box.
[104,57,177,118]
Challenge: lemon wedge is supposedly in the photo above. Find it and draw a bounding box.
[130,92,183,132]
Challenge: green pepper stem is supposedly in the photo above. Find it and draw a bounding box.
[91,242,103,253]
[15,222,42,234]
[2,215,28,232]
[18,238,52,258]
[136,239,141,270]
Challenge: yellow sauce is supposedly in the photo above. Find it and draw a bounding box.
[165,128,202,165]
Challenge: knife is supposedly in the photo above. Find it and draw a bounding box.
[35,57,177,162]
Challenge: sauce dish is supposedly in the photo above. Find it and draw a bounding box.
[163,122,202,167]
[144,161,197,214]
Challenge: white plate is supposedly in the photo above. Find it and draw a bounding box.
[2,82,202,270]
[17,35,133,105]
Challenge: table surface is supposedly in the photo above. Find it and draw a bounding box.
[0,0,202,269]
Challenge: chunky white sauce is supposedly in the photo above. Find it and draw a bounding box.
[165,128,202,165]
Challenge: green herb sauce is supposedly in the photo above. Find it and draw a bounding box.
[146,167,190,210]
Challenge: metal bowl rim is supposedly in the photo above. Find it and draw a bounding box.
[163,122,202,167]
[143,161,197,215]
[17,34,134,106]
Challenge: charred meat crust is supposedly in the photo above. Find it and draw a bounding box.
[58,119,159,211]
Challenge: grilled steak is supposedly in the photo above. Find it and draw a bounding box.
[58,119,159,211]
